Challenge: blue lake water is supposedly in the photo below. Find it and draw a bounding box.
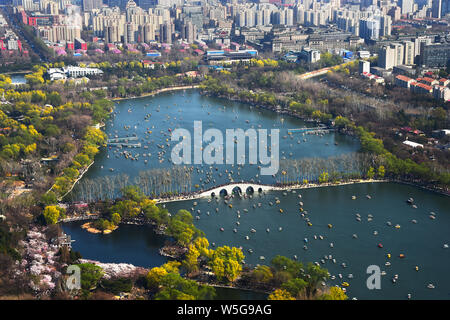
[62,90,450,300]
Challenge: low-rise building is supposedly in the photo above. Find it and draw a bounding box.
[64,66,103,78]
[393,65,416,77]
[47,66,103,80]
[403,140,424,148]
[411,82,433,94]
[395,75,414,88]
[438,78,449,87]
[433,86,450,101]
[419,77,439,86]
[358,50,370,59]
[432,129,450,138]
[298,47,321,63]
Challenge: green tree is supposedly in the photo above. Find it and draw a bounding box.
[334,116,351,129]
[155,272,216,300]
[318,171,329,184]
[121,185,145,202]
[111,212,121,225]
[41,191,57,205]
[319,286,348,300]
[270,255,303,278]
[377,165,385,179]
[303,263,329,298]
[281,278,307,298]
[367,167,375,180]
[101,278,132,295]
[251,265,273,284]
[77,263,104,294]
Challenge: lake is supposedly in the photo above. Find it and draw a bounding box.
[69,90,360,201]
[62,90,450,300]
[63,182,450,300]
[10,73,26,84]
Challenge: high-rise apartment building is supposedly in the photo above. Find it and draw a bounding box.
[399,0,414,14]
[402,40,415,65]
[379,43,404,69]
[82,0,102,12]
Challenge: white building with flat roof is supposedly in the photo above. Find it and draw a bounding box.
[403,140,423,148]
[47,66,103,81]
[63,66,103,78]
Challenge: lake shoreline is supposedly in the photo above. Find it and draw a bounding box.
[110,85,200,102]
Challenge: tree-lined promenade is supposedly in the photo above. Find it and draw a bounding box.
[72,152,388,203]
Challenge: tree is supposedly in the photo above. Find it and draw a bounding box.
[84,127,107,146]
[146,267,168,289]
[117,86,126,97]
[121,185,145,202]
[111,212,121,225]
[304,263,329,298]
[367,167,375,180]
[183,244,200,274]
[143,202,168,226]
[319,286,348,300]
[110,200,140,219]
[318,171,329,184]
[193,237,212,258]
[270,255,303,278]
[161,261,181,274]
[334,116,351,129]
[167,210,204,246]
[209,246,245,283]
[46,91,62,106]
[43,205,65,225]
[174,209,194,224]
[63,167,79,180]
[167,219,195,246]
[41,191,57,205]
[268,289,295,300]
[73,154,91,168]
[155,272,216,300]
[251,265,273,284]
[377,165,385,179]
[100,278,132,295]
[281,278,307,298]
[77,263,104,293]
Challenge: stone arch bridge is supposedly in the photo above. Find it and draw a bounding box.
[198,183,283,198]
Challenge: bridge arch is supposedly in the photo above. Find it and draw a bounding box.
[232,186,242,195]
[197,182,282,199]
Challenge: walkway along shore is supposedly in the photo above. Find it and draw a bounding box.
[47,159,95,201]
[111,85,200,102]
[153,179,390,204]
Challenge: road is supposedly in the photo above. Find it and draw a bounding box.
[0,5,47,62]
